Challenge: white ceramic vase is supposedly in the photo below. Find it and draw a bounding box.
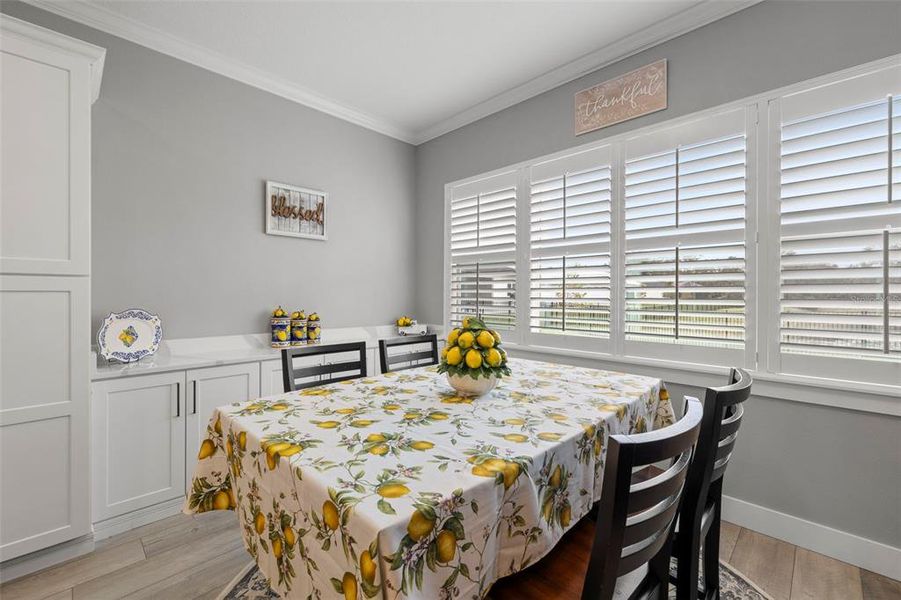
[447,373,498,397]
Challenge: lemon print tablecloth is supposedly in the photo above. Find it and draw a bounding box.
[185,358,674,600]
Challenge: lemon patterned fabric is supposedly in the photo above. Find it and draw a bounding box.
[185,358,674,600]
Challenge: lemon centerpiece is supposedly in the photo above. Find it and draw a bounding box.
[437,315,510,396]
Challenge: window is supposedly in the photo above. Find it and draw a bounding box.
[448,172,517,331]
[529,147,612,338]
[624,109,747,351]
[443,56,901,388]
[778,69,901,366]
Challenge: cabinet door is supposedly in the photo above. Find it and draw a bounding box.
[91,372,185,523]
[260,359,286,397]
[185,364,260,490]
[0,25,93,276]
[0,276,91,560]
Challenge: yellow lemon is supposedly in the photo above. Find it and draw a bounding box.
[271,402,289,411]
[594,437,603,456]
[274,307,285,317]
[660,388,670,401]
[272,536,283,558]
[266,442,291,458]
[278,444,302,457]
[503,433,528,443]
[447,329,461,346]
[428,412,449,421]
[369,444,389,456]
[403,412,420,420]
[283,526,296,547]
[486,348,502,367]
[501,462,521,489]
[457,331,475,349]
[198,439,216,459]
[462,316,473,329]
[537,432,563,442]
[504,418,525,426]
[549,465,563,489]
[342,572,357,600]
[377,483,410,498]
[276,330,288,341]
[582,424,596,437]
[471,464,496,478]
[465,349,482,369]
[238,431,247,450]
[226,438,234,458]
[410,441,434,451]
[366,433,387,443]
[212,490,231,511]
[445,346,463,366]
[316,421,341,429]
[407,509,436,541]
[547,413,567,422]
[350,419,375,428]
[491,330,502,345]
[266,452,279,471]
[476,330,495,348]
[254,512,266,535]
[561,504,572,527]
[440,347,449,360]
[360,550,377,584]
[383,404,401,411]
[335,407,356,414]
[214,416,222,435]
[322,500,340,530]
[436,530,457,563]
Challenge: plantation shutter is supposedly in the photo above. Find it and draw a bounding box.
[623,108,747,348]
[529,147,612,337]
[779,66,901,358]
[449,172,517,331]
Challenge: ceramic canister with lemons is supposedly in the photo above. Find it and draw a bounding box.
[437,315,511,396]
[271,306,290,348]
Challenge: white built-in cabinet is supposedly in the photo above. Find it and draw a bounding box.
[91,349,379,524]
[185,364,260,491]
[0,17,104,561]
[91,373,186,522]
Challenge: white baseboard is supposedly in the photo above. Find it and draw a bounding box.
[0,534,95,584]
[92,496,186,541]
[722,495,901,580]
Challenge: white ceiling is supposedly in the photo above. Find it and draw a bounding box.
[28,1,758,143]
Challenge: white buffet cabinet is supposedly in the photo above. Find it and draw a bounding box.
[89,326,411,537]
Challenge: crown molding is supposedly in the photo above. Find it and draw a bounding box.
[412,0,763,144]
[21,0,419,143]
[22,0,762,146]
[1,13,106,103]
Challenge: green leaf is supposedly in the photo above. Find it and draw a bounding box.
[330,578,345,594]
[377,498,396,515]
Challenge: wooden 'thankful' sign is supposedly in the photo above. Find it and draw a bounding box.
[574,59,667,136]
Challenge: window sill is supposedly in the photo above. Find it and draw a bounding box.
[501,341,900,417]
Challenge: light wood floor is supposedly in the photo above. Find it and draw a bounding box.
[1,511,898,600]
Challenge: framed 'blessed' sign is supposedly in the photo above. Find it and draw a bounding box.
[265,180,328,240]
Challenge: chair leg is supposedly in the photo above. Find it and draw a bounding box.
[648,546,671,600]
[675,516,701,600]
[702,481,723,600]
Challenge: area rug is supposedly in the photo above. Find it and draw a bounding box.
[219,560,772,599]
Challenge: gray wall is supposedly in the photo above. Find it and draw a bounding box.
[2,2,418,339]
[414,1,901,549]
[414,0,901,323]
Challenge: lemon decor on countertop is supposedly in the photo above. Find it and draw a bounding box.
[396,316,414,327]
[271,306,291,349]
[438,315,510,396]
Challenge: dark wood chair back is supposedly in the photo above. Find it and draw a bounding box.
[378,334,438,373]
[281,342,367,392]
[673,368,752,600]
[582,397,703,600]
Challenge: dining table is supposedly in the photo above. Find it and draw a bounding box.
[185,357,675,600]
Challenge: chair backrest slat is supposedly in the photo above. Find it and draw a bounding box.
[581,397,703,600]
[378,334,439,373]
[281,342,367,392]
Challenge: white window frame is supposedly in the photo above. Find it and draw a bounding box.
[442,54,901,402]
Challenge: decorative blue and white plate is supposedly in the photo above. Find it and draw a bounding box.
[98,309,163,363]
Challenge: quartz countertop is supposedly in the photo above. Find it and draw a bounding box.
[92,325,440,381]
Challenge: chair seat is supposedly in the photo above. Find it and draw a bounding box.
[489,518,650,600]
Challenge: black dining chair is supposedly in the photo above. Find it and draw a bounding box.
[671,368,752,600]
[378,334,439,374]
[491,397,703,600]
[281,342,367,392]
